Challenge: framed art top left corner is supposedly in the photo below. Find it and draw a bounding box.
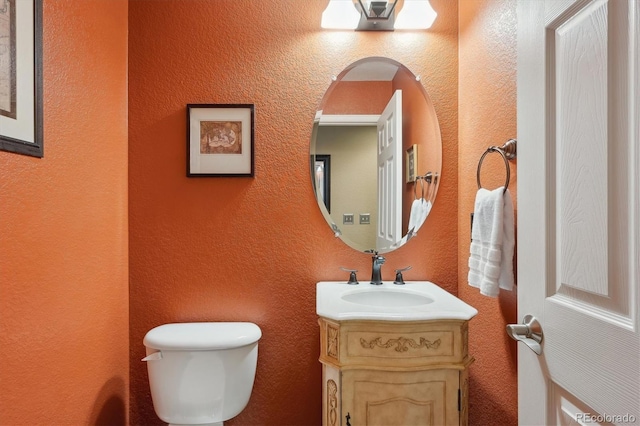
[0,0,43,158]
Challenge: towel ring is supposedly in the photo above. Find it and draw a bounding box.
[476,139,517,194]
[426,172,438,202]
[413,173,427,199]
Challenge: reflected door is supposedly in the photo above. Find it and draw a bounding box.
[376,90,402,250]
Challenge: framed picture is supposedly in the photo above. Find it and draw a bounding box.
[406,144,418,183]
[0,0,43,157]
[314,154,331,213]
[187,104,254,177]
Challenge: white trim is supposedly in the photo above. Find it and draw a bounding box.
[318,114,380,126]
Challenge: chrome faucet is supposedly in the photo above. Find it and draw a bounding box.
[370,252,386,285]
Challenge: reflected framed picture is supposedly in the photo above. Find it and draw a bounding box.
[0,0,44,157]
[187,104,254,177]
[406,144,418,183]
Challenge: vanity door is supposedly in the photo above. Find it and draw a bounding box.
[340,369,460,426]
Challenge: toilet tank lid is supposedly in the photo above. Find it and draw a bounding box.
[143,322,262,351]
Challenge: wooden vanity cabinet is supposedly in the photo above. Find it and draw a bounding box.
[319,317,472,426]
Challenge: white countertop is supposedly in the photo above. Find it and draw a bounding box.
[316,281,478,322]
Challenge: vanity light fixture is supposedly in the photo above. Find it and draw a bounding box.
[321,0,437,31]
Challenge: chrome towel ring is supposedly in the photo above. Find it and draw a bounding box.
[476,139,517,194]
[413,172,439,201]
[413,172,427,199]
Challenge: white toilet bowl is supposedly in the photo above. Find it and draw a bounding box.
[143,322,261,426]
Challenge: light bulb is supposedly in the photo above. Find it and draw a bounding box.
[321,0,360,30]
[395,0,437,30]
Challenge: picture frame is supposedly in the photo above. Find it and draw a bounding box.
[313,154,331,213]
[0,0,44,157]
[406,144,418,183]
[187,104,254,177]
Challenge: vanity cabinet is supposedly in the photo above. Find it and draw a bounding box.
[319,317,472,426]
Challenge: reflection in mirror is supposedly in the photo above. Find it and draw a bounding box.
[311,57,442,254]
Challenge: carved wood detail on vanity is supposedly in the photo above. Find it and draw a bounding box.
[359,336,442,352]
[327,379,338,426]
[327,324,339,359]
[319,318,469,368]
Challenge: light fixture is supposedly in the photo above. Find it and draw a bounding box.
[395,0,437,29]
[320,0,361,30]
[321,0,437,31]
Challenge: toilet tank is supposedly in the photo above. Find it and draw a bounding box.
[143,322,261,425]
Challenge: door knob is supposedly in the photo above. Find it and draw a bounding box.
[506,314,543,355]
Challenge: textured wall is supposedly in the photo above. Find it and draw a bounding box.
[322,81,392,114]
[128,0,458,424]
[458,1,518,424]
[0,0,129,424]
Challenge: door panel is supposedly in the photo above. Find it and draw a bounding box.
[518,0,639,424]
[553,0,608,297]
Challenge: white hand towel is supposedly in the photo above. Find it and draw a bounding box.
[468,187,515,297]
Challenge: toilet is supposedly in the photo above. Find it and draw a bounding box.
[142,322,262,426]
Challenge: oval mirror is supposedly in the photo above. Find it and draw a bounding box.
[310,57,442,253]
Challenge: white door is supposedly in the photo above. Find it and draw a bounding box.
[517,0,640,424]
[376,90,402,250]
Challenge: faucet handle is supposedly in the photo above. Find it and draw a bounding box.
[340,267,359,285]
[393,266,412,285]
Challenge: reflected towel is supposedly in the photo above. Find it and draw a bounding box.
[407,198,432,238]
[468,187,514,297]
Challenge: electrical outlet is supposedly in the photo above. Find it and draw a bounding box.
[343,213,354,225]
[359,213,371,225]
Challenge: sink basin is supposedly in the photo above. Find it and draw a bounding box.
[341,289,433,307]
[317,281,477,321]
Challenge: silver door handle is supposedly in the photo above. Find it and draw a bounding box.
[506,314,543,355]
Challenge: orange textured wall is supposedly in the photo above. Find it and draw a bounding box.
[128,0,458,424]
[0,0,129,424]
[322,81,392,114]
[458,1,518,424]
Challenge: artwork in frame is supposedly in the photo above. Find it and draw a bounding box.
[0,0,43,157]
[187,104,254,177]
